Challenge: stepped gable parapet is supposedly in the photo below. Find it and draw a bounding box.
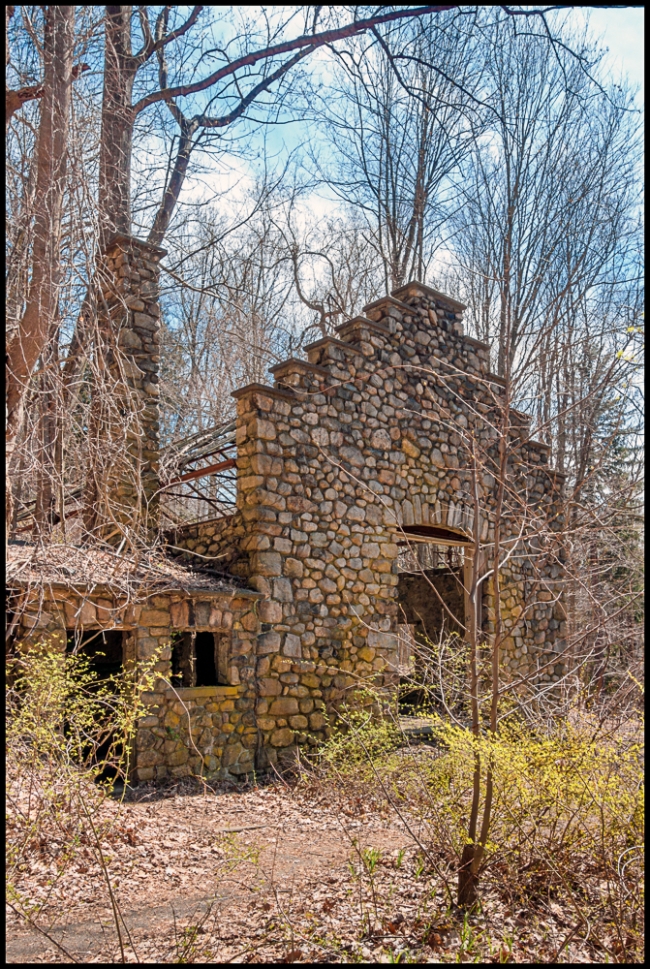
[358,282,491,378]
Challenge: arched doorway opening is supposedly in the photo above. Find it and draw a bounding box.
[396,524,476,715]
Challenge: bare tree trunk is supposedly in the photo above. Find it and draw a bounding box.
[457,444,484,908]
[62,6,136,398]
[98,5,136,242]
[6,155,39,348]
[34,324,61,535]
[148,117,197,247]
[458,361,511,908]
[6,4,74,531]
[496,195,513,378]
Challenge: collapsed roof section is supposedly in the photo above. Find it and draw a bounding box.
[6,541,253,597]
[159,419,237,527]
[161,419,236,478]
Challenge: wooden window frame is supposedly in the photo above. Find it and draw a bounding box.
[170,630,230,688]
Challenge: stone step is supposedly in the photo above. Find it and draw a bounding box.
[268,358,330,393]
[392,280,465,309]
[397,715,440,743]
[509,407,533,440]
[335,314,394,344]
[304,335,358,367]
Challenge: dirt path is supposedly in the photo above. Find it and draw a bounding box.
[7,782,421,963]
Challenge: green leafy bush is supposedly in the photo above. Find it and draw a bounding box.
[309,697,644,959]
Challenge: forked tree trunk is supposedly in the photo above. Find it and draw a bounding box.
[456,404,509,908]
[457,448,484,909]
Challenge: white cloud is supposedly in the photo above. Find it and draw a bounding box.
[570,7,644,103]
[180,155,257,208]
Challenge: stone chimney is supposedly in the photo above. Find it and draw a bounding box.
[84,236,165,545]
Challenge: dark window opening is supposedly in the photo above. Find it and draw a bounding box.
[65,628,125,782]
[7,592,29,679]
[6,601,18,658]
[66,629,125,678]
[400,524,471,544]
[195,632,217,686]
[170,631,188,688]
[170,631,229,688]
[398,542,464,573]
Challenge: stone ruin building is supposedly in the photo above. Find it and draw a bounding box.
[6,235,567,783]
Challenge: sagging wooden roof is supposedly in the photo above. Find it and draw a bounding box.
[6,541,259,598]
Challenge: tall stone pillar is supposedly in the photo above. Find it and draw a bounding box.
[84,236,165,545]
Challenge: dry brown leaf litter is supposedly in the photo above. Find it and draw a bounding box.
[7,770,634,963]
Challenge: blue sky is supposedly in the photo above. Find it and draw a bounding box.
[161,6,644,225]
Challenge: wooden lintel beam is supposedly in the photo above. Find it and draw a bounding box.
[165,458,236,487]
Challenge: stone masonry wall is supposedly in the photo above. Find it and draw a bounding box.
[132,590,261,782]
[8,586,262,783]
[167,510,250,581]
[11,276,566,782]
[86,236,165,541]
[178,280,566,766]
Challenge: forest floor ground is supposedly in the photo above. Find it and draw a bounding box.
[6,736,629,964]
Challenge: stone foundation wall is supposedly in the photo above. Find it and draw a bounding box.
[132,591,260,781]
